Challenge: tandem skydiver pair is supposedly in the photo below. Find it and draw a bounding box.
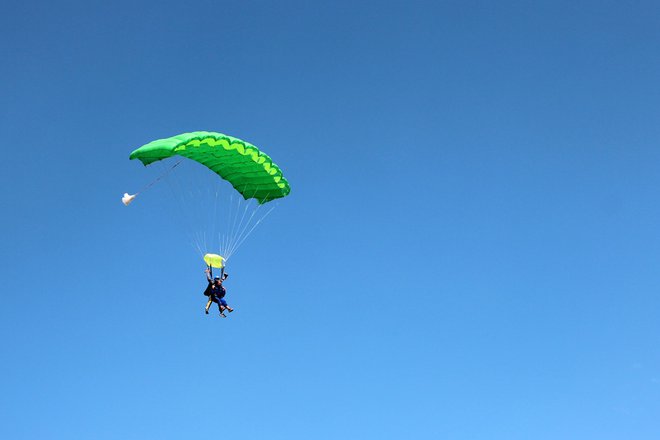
[203,267,234,317]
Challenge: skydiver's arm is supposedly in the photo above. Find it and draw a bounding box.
[205,266,213,282]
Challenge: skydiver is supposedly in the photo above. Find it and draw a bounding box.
[204,268,233,317]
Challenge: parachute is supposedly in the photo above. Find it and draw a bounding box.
[129,131,290,203]
[125,131,290,264]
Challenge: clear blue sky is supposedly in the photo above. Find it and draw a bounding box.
[2,1,660,438]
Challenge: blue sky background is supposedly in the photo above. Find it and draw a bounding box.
[2,1,660,438]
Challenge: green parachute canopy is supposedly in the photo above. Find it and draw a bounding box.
[129,131,290,204]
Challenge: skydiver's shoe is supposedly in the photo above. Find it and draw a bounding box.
[205,309,209,315]
[220,312,227,318]
[227,308,234,313]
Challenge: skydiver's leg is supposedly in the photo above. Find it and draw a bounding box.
[216,298,226,317]
[205,297,212,314]
[219,298,232,313]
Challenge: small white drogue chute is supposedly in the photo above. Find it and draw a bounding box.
[122,193,137,206]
